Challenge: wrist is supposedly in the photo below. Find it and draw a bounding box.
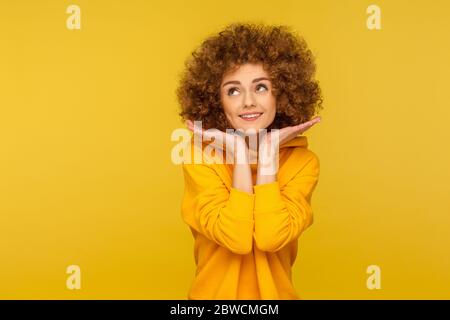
[234,138,249,164]
[257,152,278,176]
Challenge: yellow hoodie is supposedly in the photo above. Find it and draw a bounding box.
[181,135,320,300]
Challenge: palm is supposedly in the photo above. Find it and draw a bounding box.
[261,116,321,152]
[185,120,244,163]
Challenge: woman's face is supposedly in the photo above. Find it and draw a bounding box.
[220,63,276,132]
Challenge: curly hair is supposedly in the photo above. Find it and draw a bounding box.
[176,22,323,131]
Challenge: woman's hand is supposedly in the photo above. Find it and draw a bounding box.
[257,116,321,178]
[185,120,248,164]
[262,116,321,149]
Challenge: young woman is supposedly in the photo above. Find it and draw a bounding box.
[176,22,323,300]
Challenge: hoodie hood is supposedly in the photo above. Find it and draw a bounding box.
[280,135,308,148]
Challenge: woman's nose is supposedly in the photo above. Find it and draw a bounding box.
[243,91,256,108]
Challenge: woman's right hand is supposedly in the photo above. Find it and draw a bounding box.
[185,120,248,164]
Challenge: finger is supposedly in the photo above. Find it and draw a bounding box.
[185,120,194,131]
[187,120,204,136]
[309,116,321,125]
[192,121,203,134]
[295,116,321,132]
[186,119,194,127]
[203,129,222,141]
[299,116,321,127]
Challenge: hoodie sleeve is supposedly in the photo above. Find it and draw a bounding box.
[252,153,320,252]
[181,162,255,255]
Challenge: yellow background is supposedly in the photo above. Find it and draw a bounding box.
[1,0,449,299]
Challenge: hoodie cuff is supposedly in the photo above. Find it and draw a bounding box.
[227,187,255,220]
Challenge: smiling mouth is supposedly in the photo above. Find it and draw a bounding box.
[238,112,263,121]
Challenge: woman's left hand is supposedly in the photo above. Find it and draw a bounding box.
[257,116,321,174]
[261,116,321,150]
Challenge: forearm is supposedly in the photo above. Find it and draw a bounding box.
[256,155,277,185]
[232,163,253,193]
[232,140,253,194]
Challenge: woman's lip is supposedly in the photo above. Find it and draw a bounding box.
[238,113,263,121]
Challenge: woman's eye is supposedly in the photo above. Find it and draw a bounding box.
[256,84,268,92]
[227,88,239,96]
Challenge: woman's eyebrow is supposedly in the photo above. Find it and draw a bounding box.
[222,77,270,87]
[252,77,270,83]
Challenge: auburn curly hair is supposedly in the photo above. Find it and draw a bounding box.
[176,22,323,131]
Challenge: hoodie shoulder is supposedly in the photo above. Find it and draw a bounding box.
[278,136,319,187]
[285,135,318,164]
